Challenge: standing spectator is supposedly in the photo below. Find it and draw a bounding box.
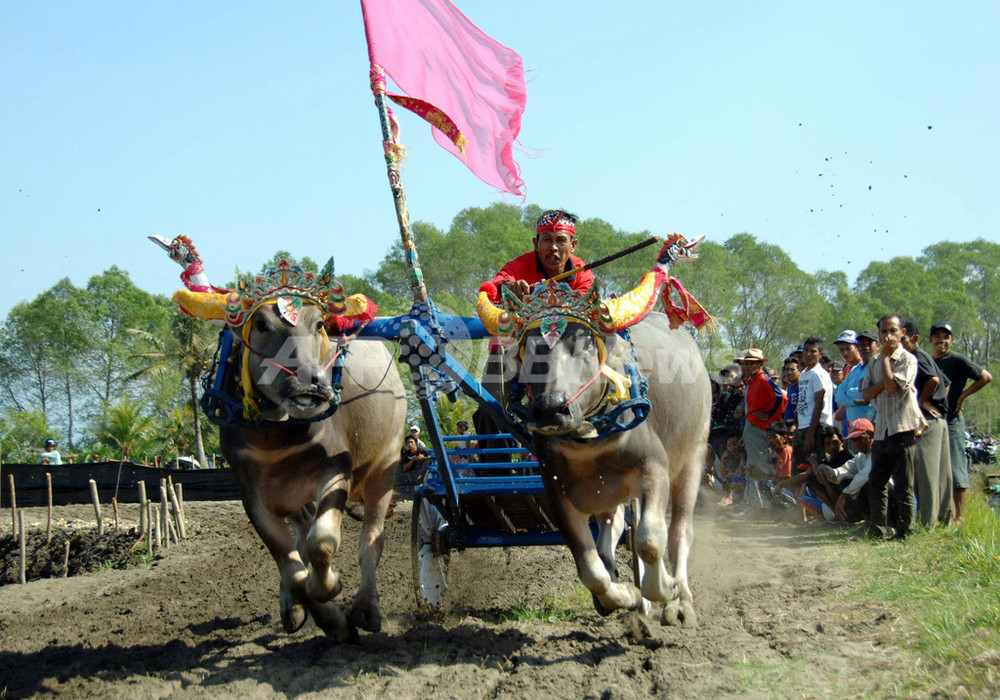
[736,349,787,509]
[829,359,846,387]
[834,330,863,378]
[452,420,475,477]
[781,358,800,423]
[710,369,745,458]
[796,338,835,460]
[930,322,994,524]
[836,330,877,441]
[860,315,926,540]
[38,438,62,465]
[901,320,953,526]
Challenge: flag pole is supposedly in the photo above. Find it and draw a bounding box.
[369,64,429,305]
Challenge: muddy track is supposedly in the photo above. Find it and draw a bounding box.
[0,501,959,698]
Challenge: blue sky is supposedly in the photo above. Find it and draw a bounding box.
[3,1,997,320]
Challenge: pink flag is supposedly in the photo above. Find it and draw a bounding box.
[361,0,526,196]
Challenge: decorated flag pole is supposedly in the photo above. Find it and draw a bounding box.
[369,65,429,305]
[360,0,527,307]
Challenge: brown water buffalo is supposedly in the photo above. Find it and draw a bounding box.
[218,300,406,641]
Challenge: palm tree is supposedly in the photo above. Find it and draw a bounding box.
[128,311,218,468]
[100,395,154,461]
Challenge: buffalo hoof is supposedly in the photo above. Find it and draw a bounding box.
[661,598,698,628]
[349,598,382,633]
[279,586,308,633]
[312,601,353,643]
[591,592,614,617]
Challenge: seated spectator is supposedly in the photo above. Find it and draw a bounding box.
[830,359,846,387]
[397,434,431,499]
[716,436,746,506]
[816,418,876,523]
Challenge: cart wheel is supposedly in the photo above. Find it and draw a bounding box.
[411,494,448,610]
[626,498,653,616]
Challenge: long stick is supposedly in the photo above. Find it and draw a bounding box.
[9,473,17,538]
[138,481,148,536]
[548,236,661,283]
[89,479,104,536]
[168,478,186,540]
[46,472,53,543]
[371,67,428,305]
[18,510,26,584]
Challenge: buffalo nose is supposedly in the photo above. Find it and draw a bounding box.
[298,365,329,388]
[529,392,571,426]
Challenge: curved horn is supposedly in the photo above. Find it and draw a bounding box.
[476,291,505,336]
[172,289,232,321]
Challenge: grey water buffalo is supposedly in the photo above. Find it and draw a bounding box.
[478,233,711,626]
[217,299,406,641]
[513,311,710,625]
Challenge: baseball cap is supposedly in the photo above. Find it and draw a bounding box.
[846,418,874,439]
[835,330,857,345]
[857,330,878,342]
[831,359,846,371]
[929,322,953,337]
[409,424,420,432]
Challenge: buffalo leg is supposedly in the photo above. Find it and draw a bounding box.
[305,470,350,603]
[558,500,642,613]
[590,507,626,615]
[245,498,349,640]
[350,462,394,633]
[634,472,678,604]
[662,455,700,627]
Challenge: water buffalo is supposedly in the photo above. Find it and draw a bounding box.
[176,259,406,642]
[480,238,710,626]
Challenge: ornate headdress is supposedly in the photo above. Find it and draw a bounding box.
[224,258,346,327]
[535,209,576,237]
[499,280,615,349]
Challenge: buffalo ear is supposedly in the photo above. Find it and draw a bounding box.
[500,284,524,318]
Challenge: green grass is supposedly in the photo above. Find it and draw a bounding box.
[828,485,1000,690]
[497,585,592,624]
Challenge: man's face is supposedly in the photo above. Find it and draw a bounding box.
[857,337,877,361]
[824,433,843,456]
[930,330,953,358]
[879,316,903,346]
[782,362,800,385]
[534,231,578,278]
[801,343,821,368]
[836,341,860,364]
[900,329,919,352]
[738,360,762,379]
[851,432,874,453]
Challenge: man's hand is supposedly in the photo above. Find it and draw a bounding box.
[921,401,942,419]
[881,336,899,356]
[817,464,836,483]
[508,280,530,300]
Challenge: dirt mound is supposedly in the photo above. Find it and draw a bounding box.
[0,528,142,584]
[0,501,965,697]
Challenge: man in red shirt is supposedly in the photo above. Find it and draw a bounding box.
[735,349,787,512]
[478,209,595,303]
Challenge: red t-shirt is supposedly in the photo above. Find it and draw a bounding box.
[775,445,793,479]
[480,251,594,304]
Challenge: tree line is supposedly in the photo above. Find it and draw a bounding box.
[2,204,997,463]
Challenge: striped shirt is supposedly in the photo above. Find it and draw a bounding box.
[859,347,926,439]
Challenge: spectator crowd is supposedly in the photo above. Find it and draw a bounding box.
[706,317,993,540]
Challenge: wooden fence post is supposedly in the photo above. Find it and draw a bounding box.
[146,501,154,555]
[153,504,162,551]
[89,479,104,536]
[18,509,26,584]
[168,477,186,540]
[8,474,16,539]
[46,472,53,544]
[138,481,148,536]
[159,480,170,550]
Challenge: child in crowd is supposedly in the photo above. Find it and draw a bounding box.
[766,423,794,479]
[716,436,746,506]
